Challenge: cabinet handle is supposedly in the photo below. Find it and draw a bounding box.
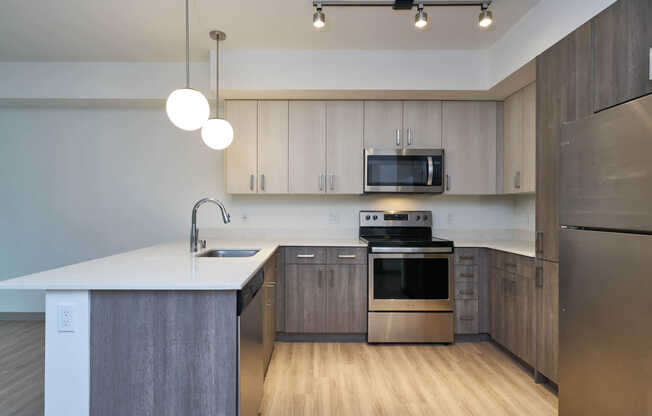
[329,174,335,191]
[515,171,521,189]
[338,254,357,259]
[459,273,475,278]
[395,129,401,146]
[407,127,413,146]
[535,266,544,288]
[260,174,265,191]
[459,316,475,321]
[297,254,316,259]
[459,256,474,261]
[459,290,475,296]
[265,282,277,288]
[319,174,325,191]
[536,232,544,255]
[446,174,451,191]
[249,174,254,191]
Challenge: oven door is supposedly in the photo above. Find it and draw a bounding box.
[364,149,444,193]
[368,252,454,312]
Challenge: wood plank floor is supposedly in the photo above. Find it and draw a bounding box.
[0,321,45,416]
[262,342,558,416]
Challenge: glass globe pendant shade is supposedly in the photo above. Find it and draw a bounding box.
[166,88,210,131]
[201,118,234,150]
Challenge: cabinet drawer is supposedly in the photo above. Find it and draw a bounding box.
[455,265,477,282]
[285,247,327,264]
[327,247,367,265]
[455,248,479,265]
[454,280,478,300]
[455,300,479,334]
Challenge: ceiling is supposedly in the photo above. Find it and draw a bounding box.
[0,0,541,62]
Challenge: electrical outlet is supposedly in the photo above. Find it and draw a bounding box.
[57,304,75,332]
[328,211,340,224]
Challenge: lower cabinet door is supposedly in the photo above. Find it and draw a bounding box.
[503,274,517,352]
[514,273,536,366]
[490,268,505,344]
[285,264,327,333]
[537,260,559,383]
[454,299,479,334]
[326,264,367,333]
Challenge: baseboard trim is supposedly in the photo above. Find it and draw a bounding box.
[0,312,45,321]
[454,333,491,343]
[276,333,367,343]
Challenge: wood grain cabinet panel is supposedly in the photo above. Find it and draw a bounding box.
[536,260,559,383]
[536,22,593,263]
[403,101,442,148]
[490,267,505,345]
[326,264,367,333]
[326,247,367,265]
[326,101,364,194]
[514,273,536,366]
[503,83,535,194]
[363,101,403,149]
[285,247,327,264]
[225,100,258,194]
[263,252,277,374]
[592,0,652,112]
[442,101,497,195]
[454,299,479,334]
[289,101,327,194]
[258,101,289,194]
[285,264,327,333]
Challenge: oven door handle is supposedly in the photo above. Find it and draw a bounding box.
[370,247,453,254]
[427,156,434,186]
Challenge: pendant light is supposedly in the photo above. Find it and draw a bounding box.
[166,0,209,131]
[201,30,234,150]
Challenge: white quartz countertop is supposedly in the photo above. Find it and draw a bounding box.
[0,235,533,291]
[454,240,535,258]
[0,238,366,291]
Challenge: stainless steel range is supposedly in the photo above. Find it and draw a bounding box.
[360,210,454,343]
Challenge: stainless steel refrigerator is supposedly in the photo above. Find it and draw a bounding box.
[559,93,652,415]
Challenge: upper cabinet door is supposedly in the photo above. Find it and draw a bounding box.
[289,101,326,194]
[326,101,364,194]
[442,101,497,195]
[258,101,289,194]
[363,101,403,149]
[225,100,258,194]
[521,83,536,193]
[593,0,652,112]
[403,101,443,148]
[503,90,523,194]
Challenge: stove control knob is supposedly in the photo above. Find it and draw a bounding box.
[373,215,378,220]
[416,215,421,221]
[365,215,371,221]
[424,215,429,221]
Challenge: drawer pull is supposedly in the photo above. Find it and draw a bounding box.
[297,254,316,259]
[459,273,475,278]
[459,256,475,261]
[265,282,277,287]
[459,290,475,296]
[459,316,475,321]
[338,254,357,259]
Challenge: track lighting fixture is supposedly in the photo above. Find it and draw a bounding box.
[478,3,493,28]
[311,1,492,31]
[313,2,326,29]
[414,3,429,29]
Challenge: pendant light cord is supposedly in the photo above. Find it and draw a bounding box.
[215,36,219,118]
[185,0,190,88]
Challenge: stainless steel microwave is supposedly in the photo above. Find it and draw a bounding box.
[364,149,444,193]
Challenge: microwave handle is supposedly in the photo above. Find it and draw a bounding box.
[427,156,433,186]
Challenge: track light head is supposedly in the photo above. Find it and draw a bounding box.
[414,3,429,30]
[313,3,326,29]
[478,5,493,28]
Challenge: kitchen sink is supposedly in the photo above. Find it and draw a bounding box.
[196,249,260,258]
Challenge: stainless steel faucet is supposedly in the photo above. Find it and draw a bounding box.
[190,198,231,253]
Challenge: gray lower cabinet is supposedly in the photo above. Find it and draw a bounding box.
[285,264,327,333]
[263,250,278,375]
[283,246,367,334]
[453,248,489,335]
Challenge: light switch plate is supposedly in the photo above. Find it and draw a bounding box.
[57,304,75,332]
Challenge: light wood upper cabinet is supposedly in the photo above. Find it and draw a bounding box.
[503,83,536,194]
[326,101,364,194]
[225,100,258,194]
[258,101,289,194]
[403,101,442,148]
[442,101,497,195]
[363,101,403,149]
[289,101,327,194]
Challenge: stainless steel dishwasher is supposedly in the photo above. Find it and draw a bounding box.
[237,271,264,416]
